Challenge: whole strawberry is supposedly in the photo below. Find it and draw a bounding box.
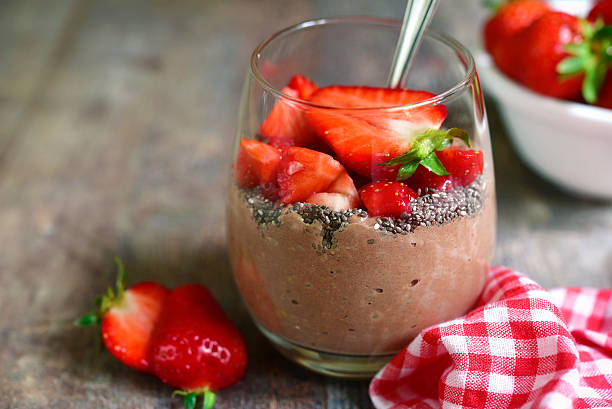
[516,11,584,99]
[588,0,612,25]
[76,258,169,372]
[595,74,612,109]
[148,284,248,409]
[483,0,549,53]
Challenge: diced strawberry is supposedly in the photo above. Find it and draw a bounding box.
[238,138,281,184]
[288,74,318,99]
[306,192,356,211]
[259,181,280,201]
[406,147,484,193]
[437,147,484,186]
[234,138,281,189]
[277,147,345,204]
[259,76,322,149]
[327,170,361,207]
[358,181,418,217]
[307,86,447,176]
[234,148,258,188]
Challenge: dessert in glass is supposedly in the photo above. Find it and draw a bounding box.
[227,17,496,378]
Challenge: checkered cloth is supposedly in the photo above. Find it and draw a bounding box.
[369,267,612,409]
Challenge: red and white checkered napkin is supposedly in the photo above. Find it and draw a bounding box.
[369,267,612,409]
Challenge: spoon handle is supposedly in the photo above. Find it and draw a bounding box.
[387,0,440,88]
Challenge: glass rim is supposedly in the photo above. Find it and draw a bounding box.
[249,16,477,111]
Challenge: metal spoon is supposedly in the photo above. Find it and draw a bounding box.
[387,0,440,88]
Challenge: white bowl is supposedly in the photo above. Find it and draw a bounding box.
[476,52,612,200]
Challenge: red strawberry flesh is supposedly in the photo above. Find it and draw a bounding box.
[259,75,322,149]
[277,147,344,203]
[307,86,447,176]
[238,138,281,184]
[101,282,169,372]
[358,181,418,217]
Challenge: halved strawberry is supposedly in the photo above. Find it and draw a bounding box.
[358,181,418,217]
[259,75,321,149]
[277,147,345,204]
[77,258,169,372]
[307,86,447,176]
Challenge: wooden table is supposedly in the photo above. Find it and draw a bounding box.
[1,1,610,407]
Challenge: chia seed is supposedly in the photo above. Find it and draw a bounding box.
[240,175,485,246]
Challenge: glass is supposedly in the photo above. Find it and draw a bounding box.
[227,17,496,379]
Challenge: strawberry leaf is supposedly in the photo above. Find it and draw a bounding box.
[557,56,586,75]
[447,128,471,147]
[397,162,420,180]
[559,18,612,103]
[420,153,449,176]
[184,392,197,409]
[203,391,217,409]
[75,313,99,327]
[381,127,470,181]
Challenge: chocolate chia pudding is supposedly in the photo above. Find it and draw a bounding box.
[227,174,496,356]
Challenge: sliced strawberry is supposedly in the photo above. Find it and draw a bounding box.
[238,138,281,184]
[437,147,484,186]
[307,86,447,176]
[288,74,318,99]
[77,259,169,373]
[277,147,344,204]
[359,181,418,217]
[306,192,357,211]
[259,76,322,149]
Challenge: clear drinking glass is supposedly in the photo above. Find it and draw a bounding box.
[227,17,496,378]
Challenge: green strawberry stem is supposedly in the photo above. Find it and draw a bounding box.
[380,128,471,180]
[74,257,127,327]
[482,0,506,12]
[172,390,217,409]
[557,19,612,104]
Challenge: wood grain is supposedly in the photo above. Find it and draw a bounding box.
[0,0,609,408]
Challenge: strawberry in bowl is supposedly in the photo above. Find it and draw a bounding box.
[478,0,612,198]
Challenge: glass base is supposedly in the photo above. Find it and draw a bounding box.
[256,322,396,379]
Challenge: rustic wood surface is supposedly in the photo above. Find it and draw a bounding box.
[0,0,610,408]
